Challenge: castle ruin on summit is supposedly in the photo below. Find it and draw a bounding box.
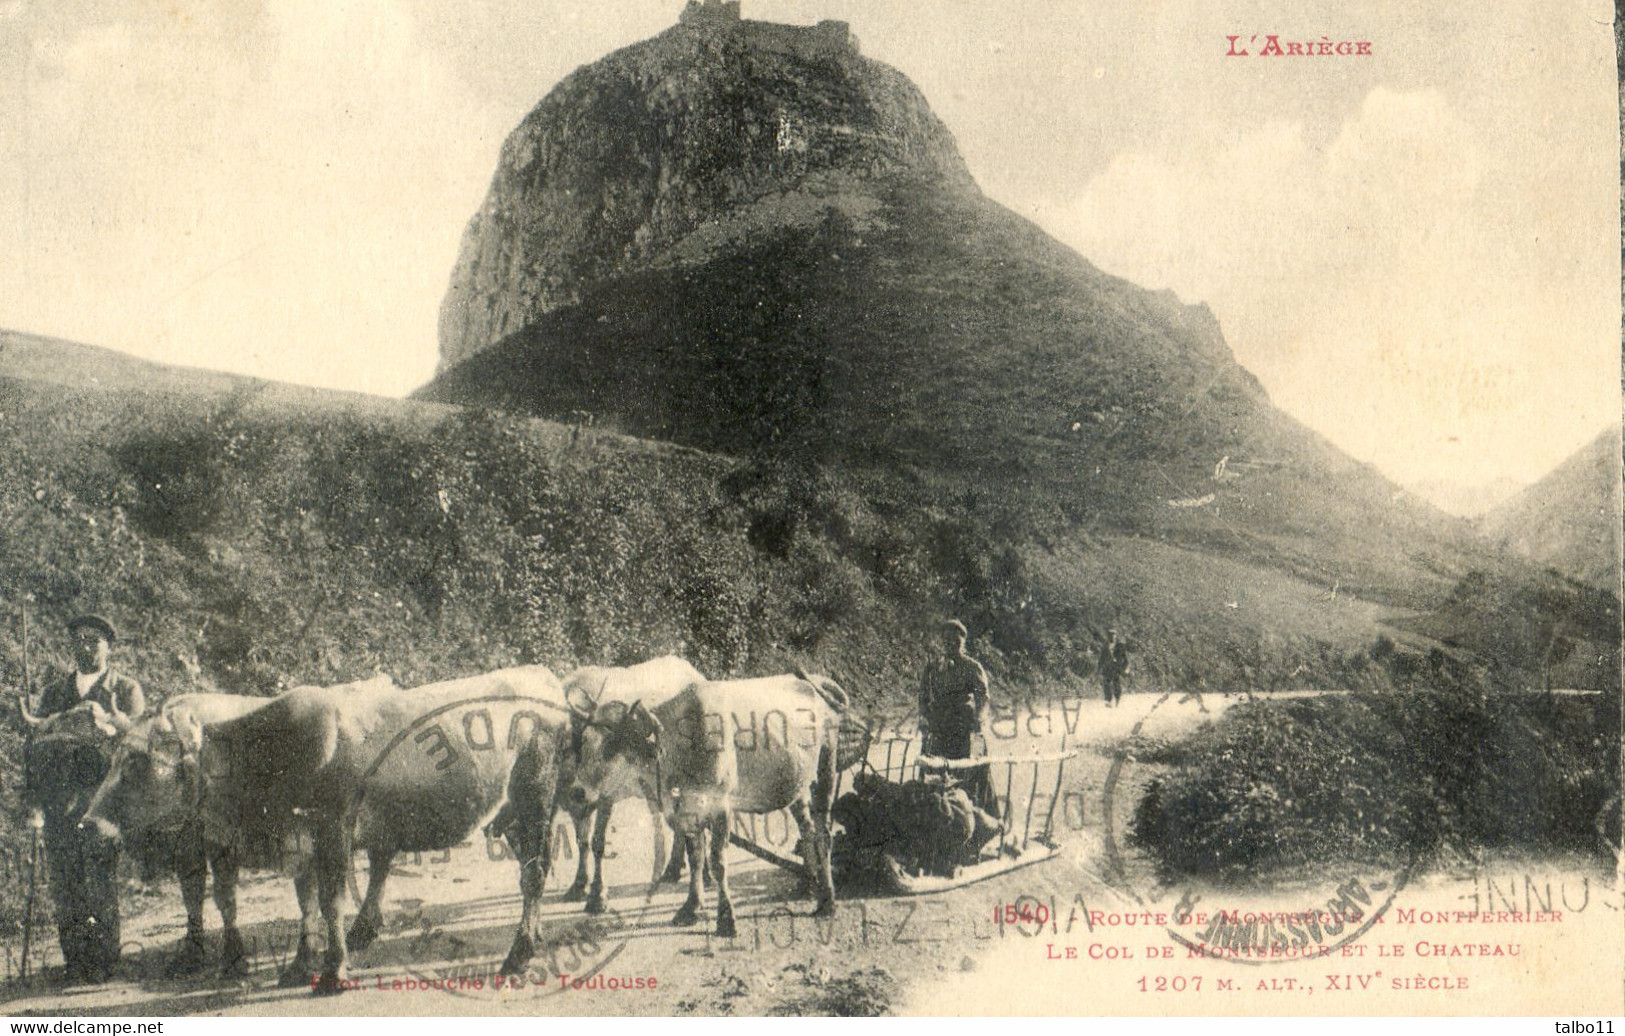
[679,0,858,59]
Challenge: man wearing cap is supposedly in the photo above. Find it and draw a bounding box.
[918,619,999,818]
[31,615,145,721]
[1098,628,1130,708]
[21,614,145,983]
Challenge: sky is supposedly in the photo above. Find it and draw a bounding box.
[0,0,1618,505]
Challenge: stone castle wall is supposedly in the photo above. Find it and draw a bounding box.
[680,0,856,59]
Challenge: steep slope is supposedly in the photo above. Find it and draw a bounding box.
[1481,427,1622,594]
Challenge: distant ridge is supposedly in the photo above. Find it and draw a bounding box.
[0,329,251,396]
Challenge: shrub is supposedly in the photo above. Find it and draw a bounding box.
[1130,688,1618,881]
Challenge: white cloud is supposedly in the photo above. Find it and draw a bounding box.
[1057,87,1616,486]
[1,0,508,397]
[34,20,130,75]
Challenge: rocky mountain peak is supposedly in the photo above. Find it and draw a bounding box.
[437,3,976,370]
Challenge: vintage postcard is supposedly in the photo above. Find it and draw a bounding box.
[0,0,1619,1021]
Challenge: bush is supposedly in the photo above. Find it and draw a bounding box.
[1130,688,1619,881]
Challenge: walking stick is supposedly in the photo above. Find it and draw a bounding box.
[20,810,42,985]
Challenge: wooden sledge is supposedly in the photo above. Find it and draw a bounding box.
[830,744,1079,895]
[879,839,1066,896]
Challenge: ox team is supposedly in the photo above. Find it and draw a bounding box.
[14,613,1022,993]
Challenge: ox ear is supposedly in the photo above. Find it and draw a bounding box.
[626,701,662,745]
[171,707,205,759]
[565,682,600,719]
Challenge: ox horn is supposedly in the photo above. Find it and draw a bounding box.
[819,678,850,711]
[793,665,850,711]
[89,701,133,736]
[16,694,44,728]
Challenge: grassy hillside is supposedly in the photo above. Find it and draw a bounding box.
[1481,427,1623,594]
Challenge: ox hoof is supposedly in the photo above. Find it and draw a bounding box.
[278,966,314,989]
[499,935,535,979]
[346,917,380,954]
[715,910,737,939]
[562,881,587,903]
[811,901,836,919]
[166,937,208,978]
[311,972,348,997]
[219,931,250,979]
[584,895,606,916]
[671,905,699,928]
[658,861,685,885]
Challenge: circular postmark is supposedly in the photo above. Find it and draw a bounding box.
[1099,690,1417,966]
[339,690,636,1001]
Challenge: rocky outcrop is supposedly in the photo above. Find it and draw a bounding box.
[437,7,975,371]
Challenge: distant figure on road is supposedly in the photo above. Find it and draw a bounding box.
[19,614,146,984]
[1098,628,1131,708]
[1176,675,1212,715]
[919,619,999,818]
[1225,662,1259,702]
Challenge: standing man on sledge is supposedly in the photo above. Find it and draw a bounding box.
[918,619,1000,819]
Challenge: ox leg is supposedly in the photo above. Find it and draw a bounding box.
[585,806,610,915]
[563,808,591,902]
[499,805,555,979]
[812,744,838,916]
[708,812,735,938]
[789,799,817,898]
[168,836,209,977]
[658,820,686,884]
[790,798,835,918]
[671,822,704,927]
[210,844,248,978]
[311,822,352,996]
[347,849,391,953]
[278,861,323,987]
